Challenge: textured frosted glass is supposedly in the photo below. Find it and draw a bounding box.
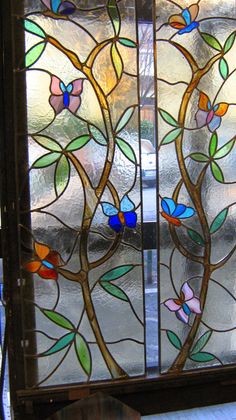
[19,0,145,387]
[156,0,236,373]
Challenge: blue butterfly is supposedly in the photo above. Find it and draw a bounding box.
[161,197,195,226]
[169,4,199,35]
[41,0,76,16]
[101,195,137,233]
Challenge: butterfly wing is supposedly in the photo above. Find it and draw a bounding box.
[208,115,221,132]
[169,14,186,30]
[34,241,50,260]
[41,0,51,9]
[161,197,176,216]
[71,79,84,95]
[109,215,123,232]
[58,1,76,15]
[177,206,195,219]
[182,8,191,26]
[198,92,210,111]
[120,195,135,213]
[50,76,63,95]
[101,202,118,217]
[124,212,137,229]
[189,3,199,22]
[214,103,229,117]
[171,204,187,218]
[51,0,61,13]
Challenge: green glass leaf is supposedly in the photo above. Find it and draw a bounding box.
[55,155,70,197]
[190,352,215,362]
[33,135,62,152]
[43,333,75,356]
[111,43,123,80]
[187,229,205,247]
[89,125,107,145]
[219,58,229,80]
[41,309,75,330]
[159,109,179,127]
[32,152,61,168]
[166,330,182,350]
[115,106,136,134]
[200,32,222,51]
[24,18,46,39]
[100,282,129,302]
[214,139,235,159]
[107,0,121,35]
[209,132,218,157]
[66,135,91,151]
[161,128,182,145]
[224,31,236,53]
[210,208,228,234]
[211,161,224,183]
[25,41,46,68]
[74,333,92,376]
[116,137,136,163]
[191,331,212,355]
[100,265,134,282]
[190,153,209,162]
[118,38,136,48]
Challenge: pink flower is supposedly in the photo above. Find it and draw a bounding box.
[49,76,84,115]
[164,282,201,324]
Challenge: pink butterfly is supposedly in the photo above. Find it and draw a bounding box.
[49,76,84,115]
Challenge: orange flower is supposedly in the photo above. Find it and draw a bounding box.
[24,241,64,280]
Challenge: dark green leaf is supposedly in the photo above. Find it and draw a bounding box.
[115,106,136,134]
[100,282,129,301]
[100,265,134,282]
[200,32,222,51]
[33,135,62,152]
[166,330,182,350]
[89,125,107,145]
[190,352,215,362]
[74,333,92,376]
[187,229,205,247]
[41,309,75,330]
[224,32,236,53]
[209,132,218,157]
[116,137,136,163]
[55,155,70,197]
[24,19,46,39]
[161,128,182,145]
[211,161,224,183]
[210,208,228,234]
[159,109,179,127]
[190,153,209,162]
[25,41,46,67]
[191,331,212,355]
[214,139,235,159]
[118,38,136,48]
[66,135,91,151]
[107,0,121,35]
[43,333,75,356]
[32,152,61,168]
[111,43,123,79]
[219,58,229,80]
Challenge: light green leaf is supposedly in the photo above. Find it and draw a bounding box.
[89,125,107,145]
[115,106,136,134]
[33,135,62,152]
[187,229,205,247]
[32,152,61,168]
[24,18,46,39]
[161,128,182,145]
[214,139,235,159]
[166,330,182,350]
[211,161,224,183]
[100,282,129,301]
[190,153,209,162]
[116,137,136,163]
[224,32,236,53]
[118,38,136,48]
[219,58,229,80]
[41,309,75,330]
[107,0,121,35]
[74,333,92,376]
[159,109,179,127]
[43,333,75,356]
[210,208,228,234]
[100,265,134,282]
[66,135,91,151]
[111,43,123,80]
[209,132,218,157]
[190,352,215,362]
[55,155,70,197]
[25,41,46,67]
[200,32,222,51]
[191,331,212,355]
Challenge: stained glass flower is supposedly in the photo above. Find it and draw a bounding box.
[195,92,229,132]
[169,4,199,35]
[49,76,84,115]
[164,282,201,324]
[41,0,76,16]
[24,241,64,280]
[161,197,195,227]
[101,195,137,233]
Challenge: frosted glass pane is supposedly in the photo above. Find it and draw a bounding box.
[156,0,236,373]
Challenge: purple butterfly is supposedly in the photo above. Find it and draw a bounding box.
[49,76,84,115]
[41,0,76,15]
